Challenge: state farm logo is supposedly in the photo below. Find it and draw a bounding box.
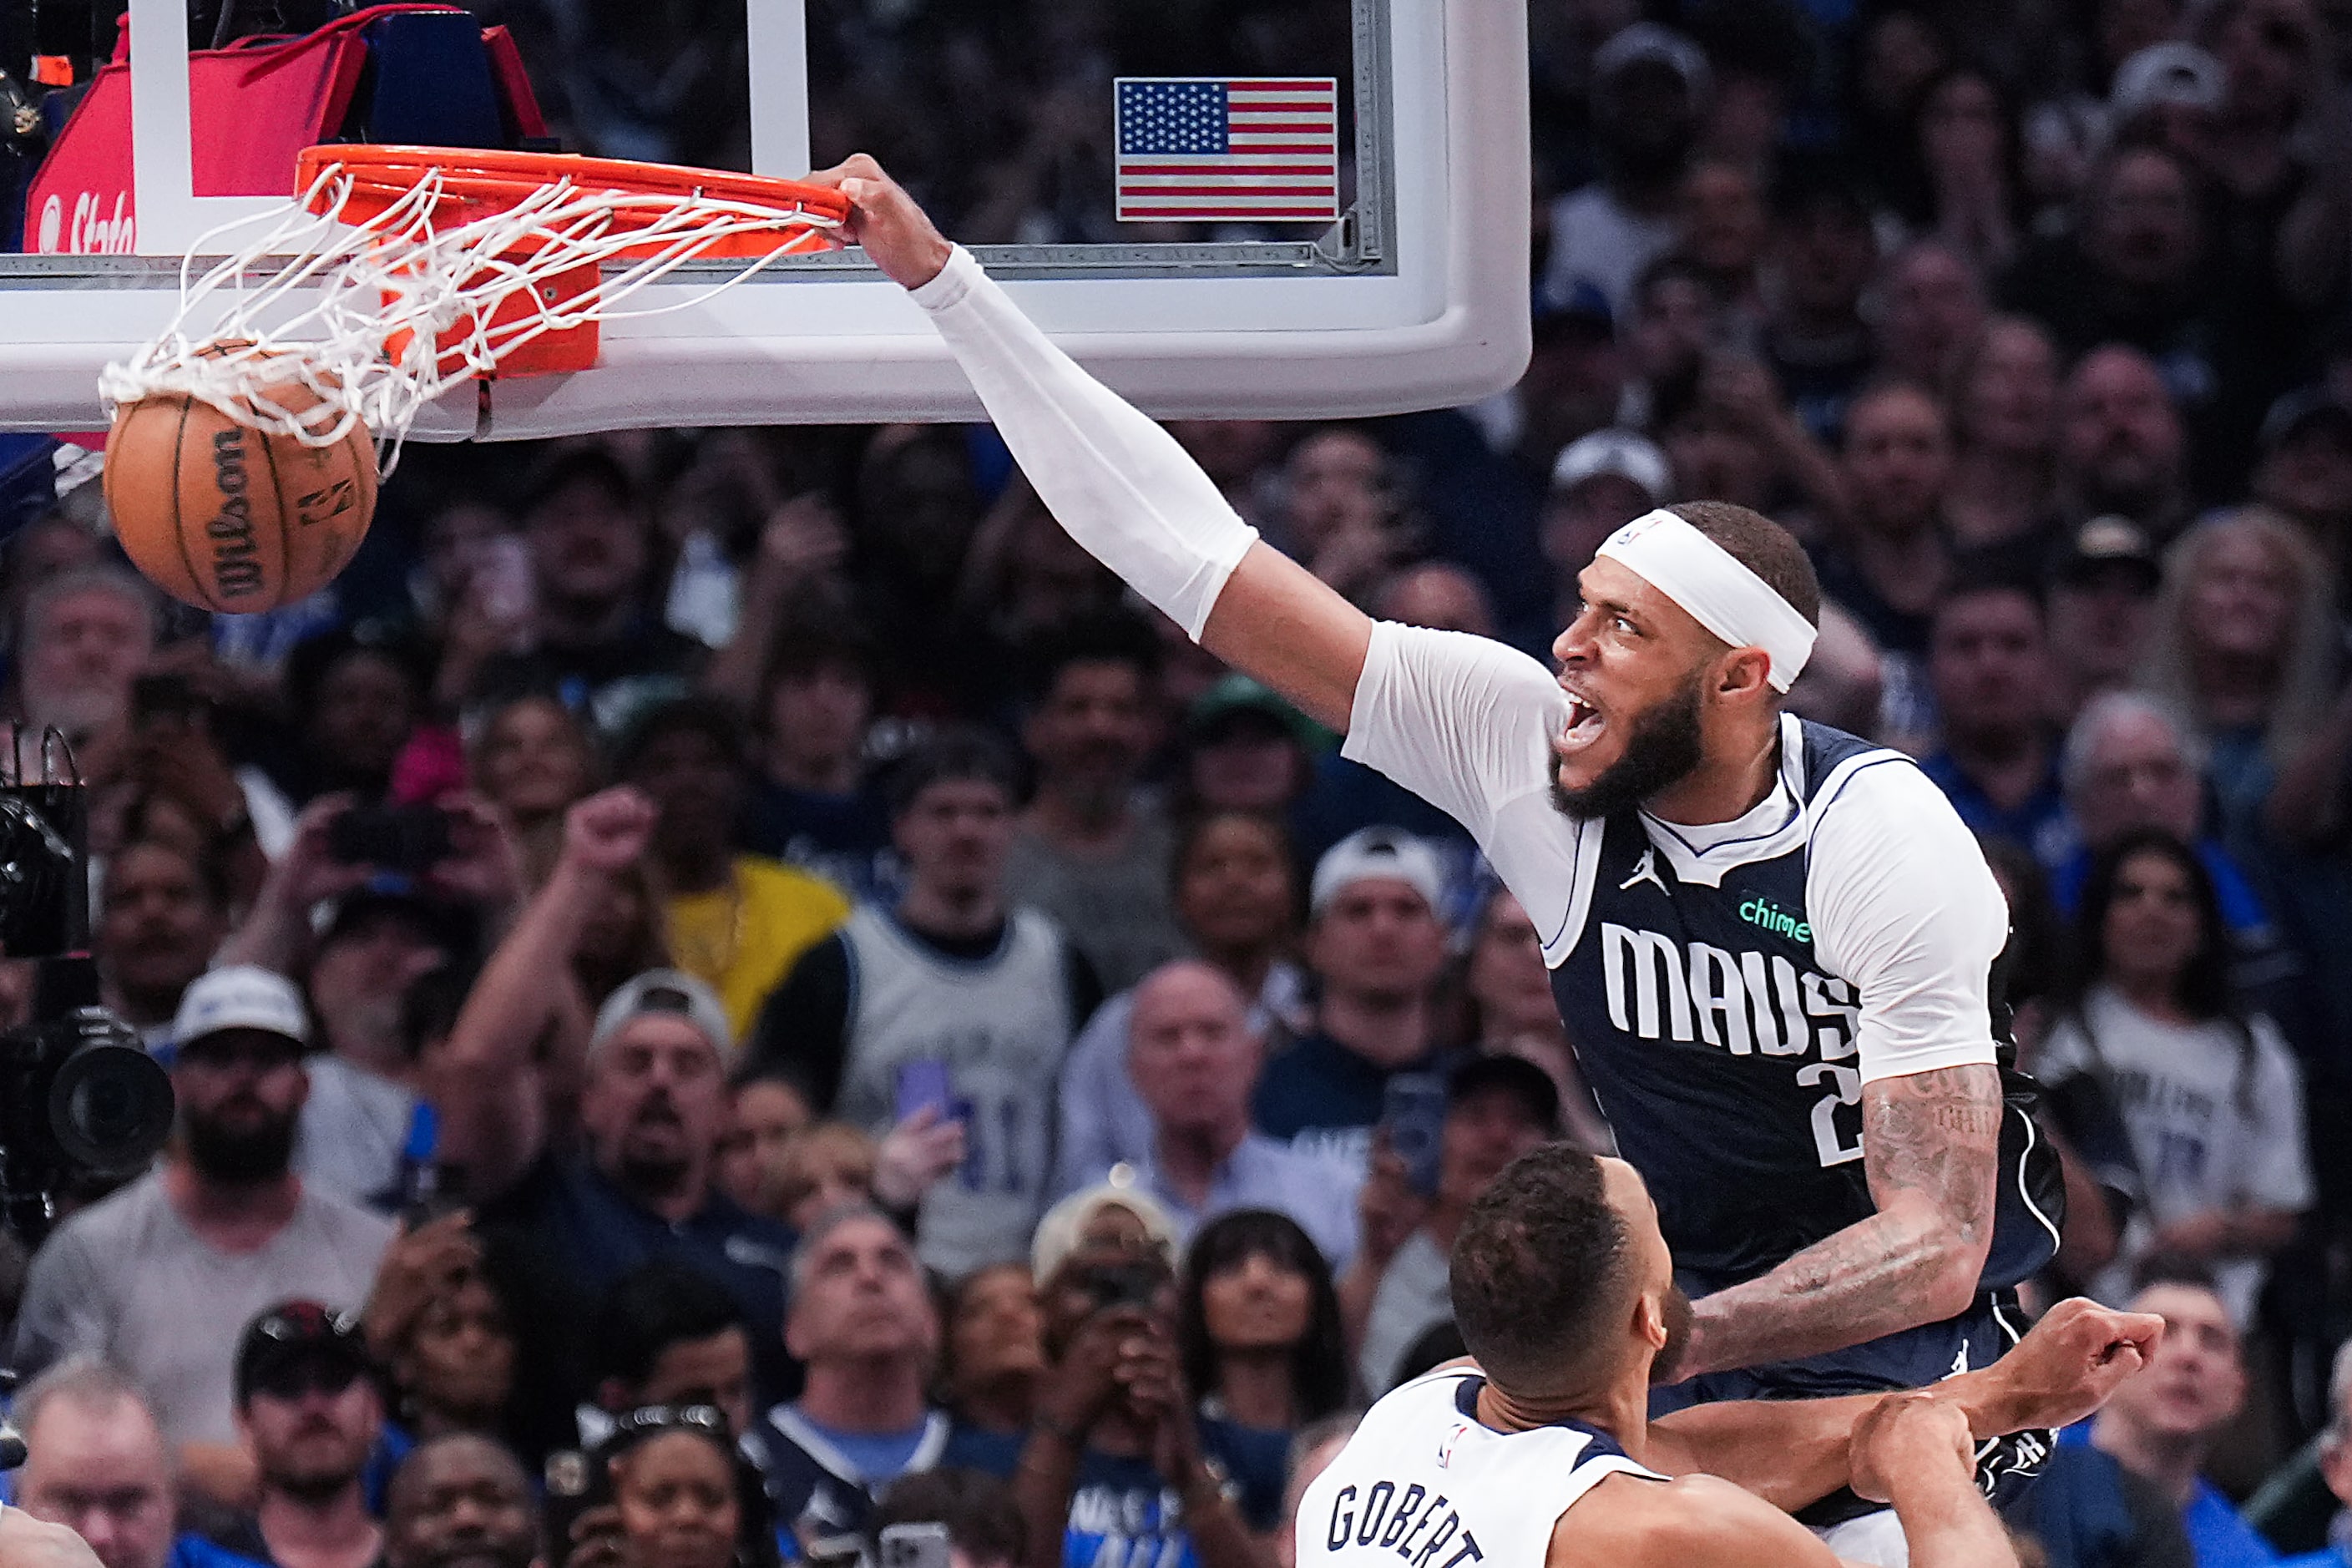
[35,191,135,255]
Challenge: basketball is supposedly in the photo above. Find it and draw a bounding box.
[103,351,377,615]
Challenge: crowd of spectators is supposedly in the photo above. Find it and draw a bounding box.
[18,0,2352,1565]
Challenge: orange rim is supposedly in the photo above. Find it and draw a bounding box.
[293,144,852,260]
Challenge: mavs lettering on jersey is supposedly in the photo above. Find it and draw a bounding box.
[1550,722,2062,1297]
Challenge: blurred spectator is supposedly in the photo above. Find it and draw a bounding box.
[381,1435,538,1568]
[741,617,893,902]
[1267,430,1417,607]
[1762,160,1882,443]
[715,1075,813,1220]
[465,693,595,870]
[1675,160,1768,329]
[469,448,705,736]
[865,1469,1026,1568]
[12,565,154,757]
[2252,392,2352,557]
[1875,240,1992,391]
[1908,68,2026,275]
[1110,962,1355,1268]
[11,967,392,1462]
[2046,517,2165,721]
[1339,1056,1559,1398]
[2003,145,2213,385]
[984,1201,1260,1568]
[1783,602,1889,741]
[97,839,230,1048]
[1368,565,1495,640]
[1617,256,1721,431]
[1849,8,1953,216]
[751,729,1070,1276]
[1947,316,2064,550]
[2054,694,2272,940]
[1540,429,1669,627]
[567,1406,772,1568]
[2032,1263,2279,1568]
[2286,1346,2352,1565]
[435,792,801,1406]
[359,1217,557,1465]
[1921,575,2070,864]
[13,1358,270,1568]
[938,1265,1044,1449]
[266,632,427,811]
[757,1209,948,1559]
[956,479,1125,660]
[2138,508,2337,831]
[1458,889,1612,1156]
[616,698,848,1040]
[209,1302,385,1568]
[2055,346,2194,542]
[1541,23,1709,318]
[2025,34,2216,213]
[1006,615,1183,993]
[767,1124,878,1231]
[585,1262,755,1445]
[1252,830,1450,1173]
[1176,1210,1348,1528]
[1815,382,1959,714]
[2037,832,2309,1326]
[1178,677,1316,819]
[1054,810,1308,1198]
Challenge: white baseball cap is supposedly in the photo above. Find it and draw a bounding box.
[172,965,311,1052]
[1551,428,1671,503]
[1031,1178,1182,1283]
[590,969,734,1062]
[1310,827,1446,917]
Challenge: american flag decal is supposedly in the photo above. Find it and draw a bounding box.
[1113,78,1340,224]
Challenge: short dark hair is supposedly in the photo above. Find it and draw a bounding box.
[2133,1250,2223,1298]
[524,446,640,521]
[589,1261,748,1391]
[1939,553,2045,623]
[883,726,1022,819]
[1666,500,1823,626]
[613,695,746,778]
[871,1469,1027,1568]
[1020,610,1163,705]
[1448,1146,1633,1397]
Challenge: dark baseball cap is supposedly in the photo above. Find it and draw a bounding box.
[1448,1053,1561,1135]
[2046,515,2161,594]
[235,1301,372,1406]
[2258,388,2352,452]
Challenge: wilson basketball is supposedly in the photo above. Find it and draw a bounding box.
[103,354,377,615]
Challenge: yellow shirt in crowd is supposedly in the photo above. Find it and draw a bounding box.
[665,854,851,1044]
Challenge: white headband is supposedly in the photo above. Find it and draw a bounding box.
[1594,509,1817,692]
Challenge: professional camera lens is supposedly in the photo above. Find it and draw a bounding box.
[48,1037,174,1175]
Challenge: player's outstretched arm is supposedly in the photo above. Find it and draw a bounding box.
[814,154,1374,732]
[1646,1299,2162,1512]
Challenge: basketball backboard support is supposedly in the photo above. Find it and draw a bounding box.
[0,0,1530,439]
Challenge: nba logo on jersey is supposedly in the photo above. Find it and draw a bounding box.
[1435,1423,1470,1469]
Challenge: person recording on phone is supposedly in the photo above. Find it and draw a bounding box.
[1085,959,1357,1271]
[1249,830,1450,1176]
[747,731,1094,1277]
[1342,1055,1560,1399]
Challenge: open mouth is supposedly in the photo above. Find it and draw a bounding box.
[1560,693,1606,751]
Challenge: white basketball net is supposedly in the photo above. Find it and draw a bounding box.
[98,158,847,458]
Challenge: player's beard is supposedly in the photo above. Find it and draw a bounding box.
[1550,670,1706,820]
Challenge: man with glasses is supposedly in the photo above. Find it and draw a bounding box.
[8,968,393,1495]
[204,1304,388,1568]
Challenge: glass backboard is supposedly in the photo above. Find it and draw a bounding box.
[0,0,1528,438]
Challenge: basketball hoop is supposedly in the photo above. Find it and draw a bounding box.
[98,145,853,458]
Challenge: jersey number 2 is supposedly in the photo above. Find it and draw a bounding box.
[1798,1063,1864,1166]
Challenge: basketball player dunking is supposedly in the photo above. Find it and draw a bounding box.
[822,157,2064,1561]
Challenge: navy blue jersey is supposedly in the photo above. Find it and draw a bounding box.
[1549,721,2062,1297]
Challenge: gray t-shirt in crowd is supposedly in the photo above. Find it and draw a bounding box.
[9,1170,393,1445]
[296,1055,417,1206]
[1004,800,1184,994]
[1358,1229,1452,1399]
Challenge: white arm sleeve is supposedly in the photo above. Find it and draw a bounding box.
[1806,761,2011,1085]
[2241,1018,2314,1212]
[1340,620,1568,837]
[911,245,1258,640]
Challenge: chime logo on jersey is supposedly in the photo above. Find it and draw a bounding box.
[1597,921,1861,1059]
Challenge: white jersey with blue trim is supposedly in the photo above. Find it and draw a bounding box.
[1297,1369,1666,1568]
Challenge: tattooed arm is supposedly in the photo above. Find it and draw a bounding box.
[1664,1064,2004,1381]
